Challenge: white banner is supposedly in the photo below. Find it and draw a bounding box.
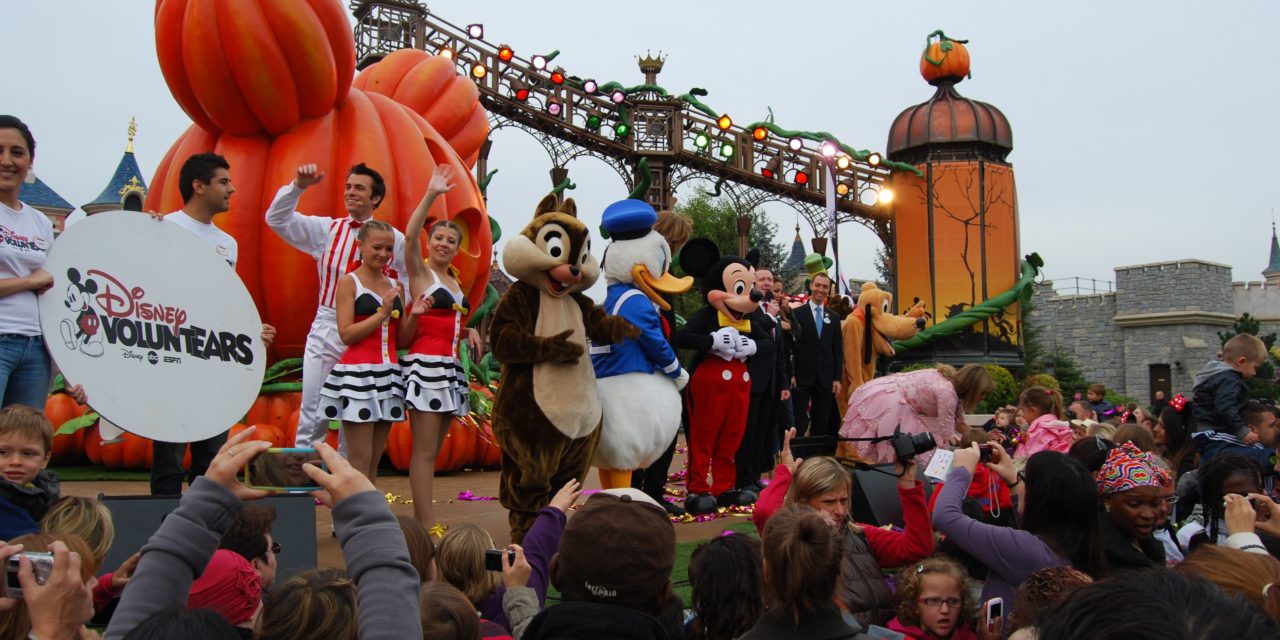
[38,211,265,443]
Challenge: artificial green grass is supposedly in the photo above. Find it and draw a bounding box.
[51,465,150,482]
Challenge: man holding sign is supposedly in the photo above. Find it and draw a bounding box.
[150,153,276,495]
[264,164,407,451]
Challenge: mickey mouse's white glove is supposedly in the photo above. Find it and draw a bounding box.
[734,334,757,360]
[674,369,690,391]
[710,327,738,361]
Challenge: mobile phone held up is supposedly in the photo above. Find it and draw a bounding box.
[6,552,54,598]
[484,549,516,572]
[985,597,1004,631]
[243,448,326,492]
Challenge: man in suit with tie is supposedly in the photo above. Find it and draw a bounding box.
[735,268,791,491]
[789,272,843,454]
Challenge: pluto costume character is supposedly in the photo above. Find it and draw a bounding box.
[677,239,765,515]
[489,195,638,541]
[836,282,926,416]
[590,199,693,489]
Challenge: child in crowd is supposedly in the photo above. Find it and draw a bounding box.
[397,515,437,583]
[0,404,59,539]
[1176,545,1280,625]
[437,479,579,632]
[0,532,98,640]
[686,533,763,640]
[984,407,1021,455]
[38,495,143,615]
[1177,453,1267,551]
[1013,387,1072,458]
[1007,566,1093,637]
[1086,383,1116,419]
[1191,334,1269,466]
[420,581,513,640]
[887,556,978,640]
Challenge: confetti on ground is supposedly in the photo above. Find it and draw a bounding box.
[456,490,497,501]
[429,523,449,538]
[670,503,754,524]
[384,492,415,505]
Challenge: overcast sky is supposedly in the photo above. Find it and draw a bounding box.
[9,1,1279,302]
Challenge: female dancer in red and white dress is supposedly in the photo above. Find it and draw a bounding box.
[400,166,482,529]
[316,219,409,483]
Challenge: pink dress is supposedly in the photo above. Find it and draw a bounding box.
[839,369,962,464]
[1014,413,1074,458]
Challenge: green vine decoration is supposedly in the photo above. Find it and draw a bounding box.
[488,215,502,243]
[466,284,501,329]
[743,121,921,176]
[891,253,1044,353]
[628,157,652,200]
[708,176,728,197]
[551,176,576,195]
[478,168,498,196]
[922,30,972,79]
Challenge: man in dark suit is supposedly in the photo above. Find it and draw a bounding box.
[735,268,791,491]
[789,272,843,454]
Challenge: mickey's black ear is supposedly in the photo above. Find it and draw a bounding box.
[67,268,80,284]
[745,247,761,269]
[84,279,98,294]
[679,238,720,278]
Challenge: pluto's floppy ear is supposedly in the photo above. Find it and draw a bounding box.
[535,194,559,217]
[679,238,720,278]
[745,247,761,269]
[559,198,578,218]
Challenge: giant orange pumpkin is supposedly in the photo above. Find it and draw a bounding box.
[919,31,971,85]
[154,0,356,136]
[354,49,489,167]
[45,394,87,464]
[145,0,492,360]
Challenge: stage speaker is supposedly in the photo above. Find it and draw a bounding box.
[848,463,935,528]
[98,493,317,585]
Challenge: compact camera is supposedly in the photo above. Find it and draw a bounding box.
[5,551,54,598]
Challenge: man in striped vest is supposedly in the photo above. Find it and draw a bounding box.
[265,163,408,451]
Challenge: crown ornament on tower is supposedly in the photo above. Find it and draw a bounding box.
[637,50,666,84]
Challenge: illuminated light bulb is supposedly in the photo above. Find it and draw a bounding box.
[546,98,562,116]
[877,188,894,205]
[752,127,767,141]
[532,55,547,70]
[471,64,487,79]
[467,24,484,39]
[587,114,601,129]
[868,152,882,167]
[438,47,454,60]
[717,114,732,130]
[836,182,851,196]
[720,143,734,158]
[611,90,626,104]
[498,45,514,62]
[836,155,851,170]
[550,70,566,85]
[788,138,803,152]
[615,123,630,137]
[694,133,709,148]
[820,141,837,158]
[794,171,810,185]
[583,79,598,94]
[514,88,529,101]
[761,168,774,178]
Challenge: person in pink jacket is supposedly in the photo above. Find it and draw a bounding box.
[1013,386,1073,458]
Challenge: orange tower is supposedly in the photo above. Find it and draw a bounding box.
[886,32,1021,366]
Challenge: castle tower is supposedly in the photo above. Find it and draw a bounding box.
[782,223,807,293]
[886,34,1022,367]
[83,118,148,215]
[1264,224,1280,285]
[18,171,75,234]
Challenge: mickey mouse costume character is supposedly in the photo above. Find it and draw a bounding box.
[590,199,692,489]
[677,239,765,515]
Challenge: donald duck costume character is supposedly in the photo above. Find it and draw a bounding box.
[590,199,692,489]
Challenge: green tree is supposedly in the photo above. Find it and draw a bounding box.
[874,245,895,291]
[1019,296,1045,375]
[1043,347,1088,398]
[670,189,786,323]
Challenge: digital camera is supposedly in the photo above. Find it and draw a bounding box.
[890,426,937,462]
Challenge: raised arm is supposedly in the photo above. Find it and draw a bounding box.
[404,166,456,291]
[264,164,332,257]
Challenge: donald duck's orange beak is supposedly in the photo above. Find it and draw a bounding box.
[632,264,692,311]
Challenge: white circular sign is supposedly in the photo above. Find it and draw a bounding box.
[38,211,265,443]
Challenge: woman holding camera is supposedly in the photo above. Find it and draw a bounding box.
[752,428,934,627]
[933,443,1105,633]
[839,364,993,465]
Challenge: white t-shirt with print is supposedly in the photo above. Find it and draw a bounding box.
[0,201,55,336]
[166,211,238,268]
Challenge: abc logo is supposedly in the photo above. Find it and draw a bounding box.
[147,351,159,365]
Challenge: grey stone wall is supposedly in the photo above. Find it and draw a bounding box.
[1028,283,1124,392]
[1115,260,1234,316]
[1120,324,1222,403]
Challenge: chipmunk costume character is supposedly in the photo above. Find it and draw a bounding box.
[590,199,692,489]
[490,195,638,541]
[676,239,765,515]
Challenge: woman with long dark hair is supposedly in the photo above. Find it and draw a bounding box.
[686,533,763,640]
[1155,394,1195,479]
[933,445,1105,630]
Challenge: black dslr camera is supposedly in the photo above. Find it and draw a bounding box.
[890,426,936,462]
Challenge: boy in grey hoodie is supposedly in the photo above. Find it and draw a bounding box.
[1191,334,1270,466]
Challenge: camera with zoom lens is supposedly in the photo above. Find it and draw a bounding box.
[890,426,937,462]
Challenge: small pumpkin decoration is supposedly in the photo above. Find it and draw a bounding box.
[99,431,154,470]
[228,422,287,448]
[919,30,971,85]
[45,394,88,464]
